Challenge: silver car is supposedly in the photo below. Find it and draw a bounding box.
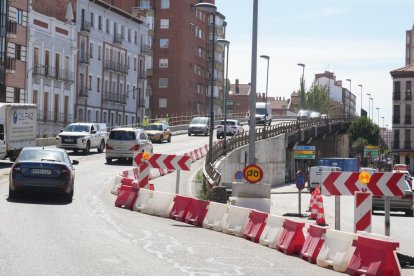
[372,180,413,216]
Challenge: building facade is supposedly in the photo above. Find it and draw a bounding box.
[390,64,414,170]
[0,0,7,98]
[406,25,414,65]
[4,0,28,103]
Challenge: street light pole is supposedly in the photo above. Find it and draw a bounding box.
[248,0,258,165]
[260,55,270,137]
[217,39,230,154]
[381,116,385,128]
[194,2,217,164]
[366,93,371,120]
[346,79,351,117]
[297,63,305,109]
[358,84,363,116]
[371,98,374,120]
[376,107,379,126]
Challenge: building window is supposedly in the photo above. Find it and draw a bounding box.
[15,44,21,60]
[128,29,131,42]
[393,129,400,149]
[159,59,168,68]
[121,25,125,39]
[126,84,130,98]
[89,43,94,58]
[134,57,137,71]
[97,77,101,93]
[132,85,136,99]
[89,75,93,91]
[140,0,150,9]
[160,19,169,29]
[160,39,169,48]
[14,88,20,103]
[98,16,102,30]
[394,81,401,100]
[106,19,110,33]
[159,98,167,108]
[96,110,100,122]
[406,81,412,100]
[90,12,94,27]
[16,9,24,25]
[161,0,170,9]
[112,81,117,93]
[405,104,412,124]
[134,31,138,44]
[159,78,168,88]
[98,45,102,60]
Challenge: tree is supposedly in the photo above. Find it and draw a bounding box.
[347,116,380,146]
[299,79,306,109]
[351,137,369,157]
[304,84,330,114]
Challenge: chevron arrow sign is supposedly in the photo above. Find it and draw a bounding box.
[321,172,405,196]
[133,153,191,171]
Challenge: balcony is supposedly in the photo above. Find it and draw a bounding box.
[393,92,401,101]
[406,91,412,100]
[103,91,127,104]
[80,52,89,64]
[140,44,148,54]
[113,33,122,45]
[145,68,152,77]
[7,20,17,38]
[78,86,89,98]
[405,140,411,150]
[56,69,75,83]
[80,20,91,33]
[393,116,400,124]
[139,70,146,79]
[104,61,127,75]
[5,57,16,72]
[405,115,412,124]
[38,110,73,124]
[137,98,146,108]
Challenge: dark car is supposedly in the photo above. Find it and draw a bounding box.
[372,180,413,216]
[9,147,79,202]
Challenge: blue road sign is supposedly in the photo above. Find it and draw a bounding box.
[296,171,305,191]
[235,171,243,181]
[293,145,316,151]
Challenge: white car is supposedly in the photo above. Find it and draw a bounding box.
[216,119,244,139]
[309,111,321,119]
[105,128,153,164]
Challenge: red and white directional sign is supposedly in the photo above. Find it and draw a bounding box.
[321,172,405,196]
[133,152,191,171]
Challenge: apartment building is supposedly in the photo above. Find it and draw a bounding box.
[4,0,28,103]
[27,2,77,135]
[390,64,414,170]
[0,0,7,98]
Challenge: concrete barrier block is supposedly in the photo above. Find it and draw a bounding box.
[141,191,175,218]
[229,197,270,213]
[231,183,271,198]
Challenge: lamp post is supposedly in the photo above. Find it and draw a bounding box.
[366,93,371,120]
[358,84,363,116]
[370,98,374,120]
[217,39,230,154]
[260,55,270,137]
[194,2,217,163]
[297,63,305,109]
[26,65,46,103]
[346,79,351,117]
[381,116,385,128]
[376,107,379,126]
[248,0,259,165]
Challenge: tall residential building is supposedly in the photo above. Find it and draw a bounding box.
[406,25,414,65]
[4,0,28,103]
[27,1,77,136]
[31,0,150,128]
[390,64,414,170]
[0,0,7,98]
[136,0,226,119]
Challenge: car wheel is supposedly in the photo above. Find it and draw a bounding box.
[83,141,90,154]
[106,158,112,164]
[167,135,171,143]
[205,130,209,136]
[97,140,105,153]
[73,149,79,153]
[217,135,220,139]
[64,190,73,203]
[188,132,191,136]
[405,209,414,217]
[8,186,16,200]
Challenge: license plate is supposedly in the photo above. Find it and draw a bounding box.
[64,139,74,142]
[32,169,51,175]
[116,148,125,152]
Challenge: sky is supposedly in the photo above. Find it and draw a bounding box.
[215,0,414,128]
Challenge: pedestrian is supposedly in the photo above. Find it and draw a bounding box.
[142,116,148,128]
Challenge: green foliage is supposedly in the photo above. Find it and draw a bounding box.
[351,137,369,157]
[304,84,330,114]
[347,116,380,146]
[299,79,306,109]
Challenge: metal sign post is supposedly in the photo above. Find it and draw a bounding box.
[296,171,305,216]
[335,196,340,230]
[385,196,391,236]
[175,170,181,194]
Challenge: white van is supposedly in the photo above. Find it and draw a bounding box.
[255,102,272,125]
[309,166,342,191]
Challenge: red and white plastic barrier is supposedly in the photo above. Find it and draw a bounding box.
[259,214,285,249]
[354,191,372,233]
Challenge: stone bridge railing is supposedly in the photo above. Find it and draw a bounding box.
[203,117,353,187]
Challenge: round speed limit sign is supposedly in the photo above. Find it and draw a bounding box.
[243,164,264,184]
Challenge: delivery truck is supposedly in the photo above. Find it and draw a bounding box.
[316,157,359,172]
[0,103,38,161]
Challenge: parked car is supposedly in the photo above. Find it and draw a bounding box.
[309,111,321,119]
[216,119,244,139]
[105,128,153,163]
[359,167,379,174]
[309,166,342,191]
[188,117,210,136]
[9,147,79,202]
[372,180,413,217]
[56,123,108,154]
[392,169,413,188]
[297,110,310,120]
[144,123,171,143]
[321,114,330,119]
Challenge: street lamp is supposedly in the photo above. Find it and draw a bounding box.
[194,2,217,163]
[346,79,351,117]
[381,116,385,128]
[366,93,371,120]
[248,0,259,165]
[358,84,363,116]
[260,55,270,137]
[376,107,380,126]
[371,98,374,120]
[297,63,305,109]
[217,39,230,154]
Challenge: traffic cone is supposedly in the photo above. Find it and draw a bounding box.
[310,189,319,220]
[316,193,327,226]
[307,190,315,212]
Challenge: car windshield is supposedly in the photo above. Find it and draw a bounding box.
[64,124,90,132]
[220,121,236,126]
[145,124,163,131]
[109,130,136,140]
[18,149,66,163]
[191,118,208,124]
[256,108,267,115]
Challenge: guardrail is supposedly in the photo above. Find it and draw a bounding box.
[203,117,353,187]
